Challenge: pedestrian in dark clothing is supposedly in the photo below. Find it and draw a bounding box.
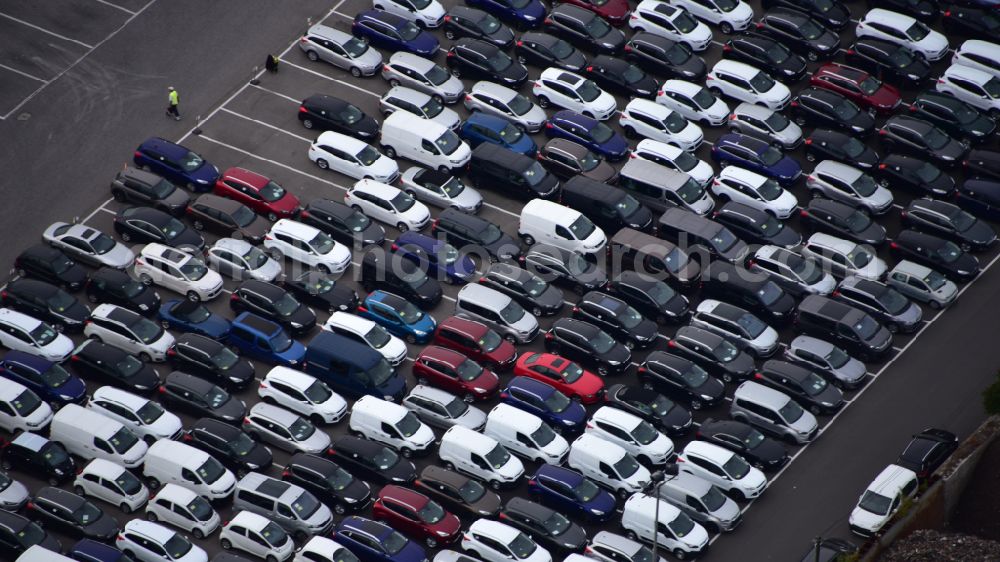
[265,54,279,73]
[166,86,181,120]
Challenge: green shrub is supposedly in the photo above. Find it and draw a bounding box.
[983,370,1000,415]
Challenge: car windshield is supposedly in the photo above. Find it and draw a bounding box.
[936,241,963,263]
[758,281,784,306]
[476,13,502,33]
[833,99,860,121]
[711,339,740,362]
[227,205,257,228]
[749,71,775,93]
[763,112,790,134]
[710,227,738,252]
[622,63,646,85]
[251,181,285,203]
[848,247,873,268]
[800,18,824,40]
[398,21,422,40]
[735,312,767,338]
[591,330,617,353]
[459,478,486,502]
[229,432,257,456]
[421,96,444,118]
[844,209,874,233]
[692,88,716,109]
[379,531,407,556]
[414,499,446,524]
[510,533,538,559]
[421,63,450,85]
[662,111,688,134]
[477,329,502,353]
[373,447,399,469]
[160,217,187,241]
[180,496,213,523]
[40,441,68,467]
[542,511,571,535]
[453,358,483,382]
[40,289,77,316]
[289,416,317,440]
[521,162,548,187]
[668,512,696,538]
[10,389,41,416]
[618,305,644,329]
[39,363,71,387]
[264,293,302,319]
[740,427,767,450]
[356,145,382,166]
[435,130,463,156]
[855,74,882,95]
[850,173,879,197]
[309,232,337,255]
[859,490,893,515]
[259,522,289,547]
[296,380,332,406]
[647,280,678,305]
[631,421,659,445]
[668,151,698,173]
[205,385,232,408]
[874,286,909,314]
[671,10,698,32]
[923,269,947,290]
[764,42,791,64]
[613,453,640,478]
[676,178,707,205]
[759,146,784,167]
[576,79,602,103]
[87,232,117,255]
[914,162,942,183]
[664,42,693,64]
[113,468,142,495]
[178,258,208,281]
[755,178,783,201]
[49,255,73,274]
[135,400,164,424]
[698,484,728,512]
[561,362,584,384]
[722,453,751,479]
[369,359,395,386]
[590,122,615,143]
[584,15,613,37]
[486,51,513,72]
[358,324,391,349]
[835,138,864,160]
[344,36,370,57]
[29,323,58,347]
[292,492,321,519]
[324,465,354,491]
[150,179,177,199]
[164,535,193,559]
[70,499,102,525]
[567,216,596,241]
[485,444,511,468]
[208,346,239,370]
[395,300,424,324]
[496,123,524,146]
[107,426,138,454]
[904,21,929,41]
[443,395,470,418]
[547,39,574,60]
[507,92,533,116]
[923,127,951,150]
[759,216,785,238]
[543,389,571,413]
[499,301,526,324]
[799,371,829,396]
[478,222,504,245]
[531,423,556,447]
[778,397,805,423]
[180,151,204,172]
[116,355,145,378]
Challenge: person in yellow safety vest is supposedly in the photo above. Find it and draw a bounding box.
[265,54,280,73]
[166,87,181,121]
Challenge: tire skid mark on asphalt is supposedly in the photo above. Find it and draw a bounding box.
[0,11,95,48]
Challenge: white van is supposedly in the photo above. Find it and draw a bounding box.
[348,395,435,458]
[145,483,222,539]
[484,404,568,464]
[568,433,651,499]
[439,425,524,490]
[50,404,148,468]
[143,439,236,500]
[518,199,607,256]
[620,493,709,560]
[849,464,919,537]
[380,110,472,172]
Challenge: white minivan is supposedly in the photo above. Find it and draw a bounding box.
[484,404,568,464]
[849,464,919,537]
[439,425,524,490]
[50,404,148,468]
[518,199,607,256]
[349,395,435,458]
[568,433,651,499]
[621,493,709,560]
[380,110,472,172]
[143,439,237,500]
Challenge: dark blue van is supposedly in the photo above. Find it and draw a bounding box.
[304,331,406,402]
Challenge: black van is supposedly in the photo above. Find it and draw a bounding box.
[560,176,653,233]
[794,295,893,360]
[468,143,559,199]
[608,228,700,287]
[701,261,796,324]
[657,207,749,263]
[360,251,443,309]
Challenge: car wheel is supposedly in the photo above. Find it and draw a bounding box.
[311,414,326,426]
[221,538,232,550]
[119,502,132,514]
[74,485,86,497]
[720,22,733,34]
[401,447,413,458]
[794,116,807,126]
[451,67,462,78]
[123,551,136,560]
[120,231,132,242]
[139,352,152,363]
[397,222,410,232]
[655,314,668,325]
[515,122,527,133]
[598,365,609,376]
[572,284,585,295]
[138,273,153,286]
[146,511,158,522]
[537,96,550,109]
[805,152,816,162]
[691,399,704,410]
[624,339,636,350]
[267,212,279,222]
[266,556,278,562]
[991,109,1000,121]
[517,54,527,64]
[807,51,819,62]
[318,263,333,274]
[504,333,518,344]
[237,468,248,479]
[809,404,821,415]
[727,488,748,501]
[617,488,631,500]
[887,322,899,334]
[160,320,171,330]
[192,219,207,231]
[623,125,638,139]
[306,50,319,62]
[147,477,160,490]
[444,461,456,471]
[315,158,329,170]
[384,146,397,159]
[532,306,542,316]
[445,29,456,40]
[929,299,942,310]
[463,392,475,403]
[673,549,688,560]
[406,334,417,344]
[722,372,734,384]
[186,291,201,302]
[88,334,103,342]
[625,529,638,541]
[520,233,535,245]
[112,190,128,203]
[490,480,502,490]
[350,66,363,78]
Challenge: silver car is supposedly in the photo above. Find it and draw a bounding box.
[806,160,894,215]
[205,238,283,282]
[402,384,487,430]
[299,24,383,77]
[381,51,464,104]
[585,531,667,562]
[834,276,922,334]
[690,299,779,358]
[729,102,803,149]
[885,260,958,310]
[657,471,742,533]
[379,86,461,130]
[42,222,135,269]
[748,245,836,297]
[464,81,547,133]
[783,335,868,389]
[243,403,331,455]
[399,166,483,212]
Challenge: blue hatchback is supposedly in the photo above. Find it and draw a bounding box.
[157,299,231,339]
[69,538,134,562]
[227,312,306,367]
[459,112,538,156]
[466,0,546,29]
[0,350,87,407]
[351,11,439,58]
[334,516,427,562]
[545,110,629,161]
[711,133,802,186]
[357,290,437,344]
[500,376,586,432]
[528,464,617,522]
[391,232,476,285]
[133,137,220,192]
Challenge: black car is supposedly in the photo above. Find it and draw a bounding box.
[515,32,587,71]
[1,432,75,486]
[538,140,619,183]
[446,39,528,87]
[604,383,693,435]
[544,4,626,54]
[942,4,1000,38]
[791,88,876,136]
[480,263,563,316]
[957,178,1000,222]
[519,245,608,295]
[0,509,62,559]
[797,538,857,562]
[879,116,969,168]
[907,91,996,144]
[112,206,205,250]
[696,418,789,470]
[183,417,271,478]
[869,0,938,21]
[666,325,756,383]
[167,333,255,390]
[875,154,956,198]
[26,487,119,541]
[757,8,840,61]
[84,267,161,316]
[297,94,379,139]
[499,498,587,554]
[14,245,88,292]
[721,32,807,82]
[800,198,887,245]
[844,38,931,88]
[160,371,247,423]
[432,208,521,261]
[360,252,443,309]
[606,270,689,325]
[443,6,515,47]
[468,143,560,199]
[280,271,359,315]
[545,318,631,376]
[69,340,161,394]
[624,32,706,81]
[414,465,502,518]
[110,166,191,216]
[964,148,1000,181]
[582,55,657,98]
[298,198,386,247]
[572,291,657,349]
[282,453,373,514]
[890,230,981,282]
[757,360,845,414]
[230,280,317,335]
[902,198,997,251]
[803,129,880,170]
[1,279,89,333]
[637,351,726,410]
[712,202,802,248]
[761,0,851,28]
[895,428,958,479]
[701,261,797,323]
[325,436,417,484]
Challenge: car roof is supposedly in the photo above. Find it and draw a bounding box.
[944,63,993,84]
[270,218,323,240]
[380,485,430,510]
[718,133,768,153]
[139,137,188,159]
[192,193,246,214]
[763,6,811,24]
[140,243,193,265]
[166,371,215,392]
[315,131,367,152]
[712,59,760,78]
[789,334,836,355]
[384,85,432,105]
[353,179,402,200]
[470,518,520,541]
[417,345,467,367]
[591,531,643,555]
[733,102,776,121]
[625,97,671,118]
[552,109,598,128]
[862,7,916,27]
[358,8,409,27]
[471,80,519,102]
[306,23,352,43]
[0,349,52,372]
[211,237,254,254]
[335,435,387,456]
[193,416,241,438]
[504,497,552,520]
[891,259,934,278]
[957,39,1000,58]
[92,386,147,409]
[250,401,303,426]
[507,375,556,397]
[407,384,458,405]
[466,111,513,130]
[806,232,859,253]
[124,519,177,542]
[683,439,736,463]
[389,50,436,71]
[229,510,273,530]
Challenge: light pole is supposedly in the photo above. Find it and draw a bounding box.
[643,464,677,562]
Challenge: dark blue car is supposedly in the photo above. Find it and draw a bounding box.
[391,232,476,285]
[227,312,306,367]
[545,110,629,161]
[466,0,546,29]
[0,350,87,407]
[460,112,538,156]
[334,516,427,562]
[132,137,220,192]
[69,538,134,562]
[157,299,231,339]
[528,464,617,522]
[500,376,586,432]
[711,133,802,186]
[351,11,439,58]
[357,291,438,344]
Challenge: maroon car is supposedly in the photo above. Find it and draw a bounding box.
[809,63,901,114]
[431,316,517,370]
[372,485,462,548]
[213,167,301,221]
[413,346,499,401]
[559,0,631,25]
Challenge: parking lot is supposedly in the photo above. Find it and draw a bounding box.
[3,0,1000,559]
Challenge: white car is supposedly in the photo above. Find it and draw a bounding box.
[801,233,888,281]
[619,98,703,151]
[630,1,713,52]
[380,86,462,130]
[937,64,1000,118]
[586,406,674,465]
[263,219,352,274]
[806,160,894,215]
[382,52,464,104]
[707,59,791,110]
[855,9,949,62]
[74,458,150,514]
[117,520,208,562]
[374,0,446,27]
[656,79,730,126]
[0,381,52,435]
[134,243,224,302]
[0,308,74,362]
[632,139,714,186]
[220,510,296,561]
[84,303,176,362]
[344,179,431,232]
[399,166,484,213]
[463,519,553,562]
[42,222,135,269]
[323,311,408,365]
[712,166,798,218]
[88,386,183,445]
[848,464,918,537]
[531,68,617,120]
[952,40,1000,80]
[676,441,767,500]
[308,131,400,184]
[258,366,349,425]
[464,81,548,133]
[145,483,221,539]
[243,402,331,454]
[205,238,283,282]
[295,537,353,562]
[669,0,753,34]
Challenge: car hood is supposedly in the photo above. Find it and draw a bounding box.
[939,139,969,163]
[485,233,522,260]
[962,220,997,246]
[813,384,845,409]
[0,478,29,509]
[770,156,802,183]
[212,396,247,421]
[189,162,222,186]
[484,339,518,366]
[161,188,192,210]
[750,436,788,466]
[471,487,503,516]
[83,511,121,540]
[849,504,888,533]
[664,292,691,317]
[42,334,75,362]
[410,32,441,57]
[501,61,530,84]
[856,221,887,245]
[51,371,88,402]
[487,26,516,48]
[724,351,755,377]
[584,160,620,184]
[561,50,588,72]
[815,29,841,53]
[913,29,948,56]
[555,522,588,549]
[433,106,463,131]
[131,287,162,315]
[171,228,206,252]
[61,265,90,289]
[129,364,163,392]
[599,131,630,159]
[768,224,803,248]
[604,343,632,367]
[58,299,92,326]
[455,403,489,430]
[849,110,876,135]
[239,441,272,471]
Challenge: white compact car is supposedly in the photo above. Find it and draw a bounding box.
[308,131,400,183]
[376,0,445,27]
[806,160,894,215]
[619,98,703,151]
[145,483,221,539]
[88,386,183,444]
[657,79,730,126]
[258,366,349,425]
[707,59,791,110]
[74,458,150,514]
[243,402,331,454]
[670,0,753,33]
[263,219,352,274]
[630,1,713,51]
[676,441,767,500]
[0,381,52,435]
[464,81,548,133]
[205,238,283,282]
[84,304,175,362]
[42,222,135,269]
[398,166,484,213]
[586,406,674,465]
[951,40,1000,80]
[220,509,296,561]
[632,139,714,186]
[463,519,552,562]
[855,8,949,62]
[323,311,408,365]
[134,243,224,302]
[380,86,462,130]
[532,68,617,120]
[0,308,73,362]
[848,464,918,537]
[117,519,208,562]
[295,537,354,562]
[382,51,464,104]
[937,64,1000,118]
[344,179,432,232]
[712,166,798,218]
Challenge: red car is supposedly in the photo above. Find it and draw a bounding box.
[513,352,605,404]
[559,0,631,25]
[372,485,462,548]
[432,316,517,370]
[809,63,901,114]
[413,346,499,401]
[214,167,301,221]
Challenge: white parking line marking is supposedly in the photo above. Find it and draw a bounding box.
[91,0,136,14]
[0,63,47,83]
[197,134,353,193]
[80,198,116,226]
[97,207,117,215]
[0,12,95,48]
[249,83,301,105]
[282,60,381,98]
[332,10,353,20]
[220,107,313,143]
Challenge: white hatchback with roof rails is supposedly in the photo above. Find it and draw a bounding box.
[264,219,352,274]
[937,64,1000,118]
[380,86,462,130]
[806,160,894,215]
[849,464,918,537]
[619,99,703,152]
[706,60,791,110]
[632,139,714,186]
[324,311,408,366]
[258,366,348,424]
[532,68,617,120]
[220,509,296,561]
[0,308,73,362]
[656,79,730,126]
[308,131,400,183]
[676,440,767,500]
[630,1,713,51]
[586,406,674,465]
[855,8,949,62]
[345,179,432,232]
[670,0,753,34]
[375,0,446,27]
[463,519,552,562]
[88,386,183,445]
[712,166,798,218]
[134,243,224,302]
[952,40,1000,80]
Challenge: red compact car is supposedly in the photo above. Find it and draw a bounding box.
[214,167,301,221]
[413,346,500,401]
[432,316,517,370]
[809,63,901,114]
[513,352,605,404]
[559,0,631,25]
[372,485,462,548]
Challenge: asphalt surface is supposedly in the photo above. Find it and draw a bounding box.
[1,0,999,561]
